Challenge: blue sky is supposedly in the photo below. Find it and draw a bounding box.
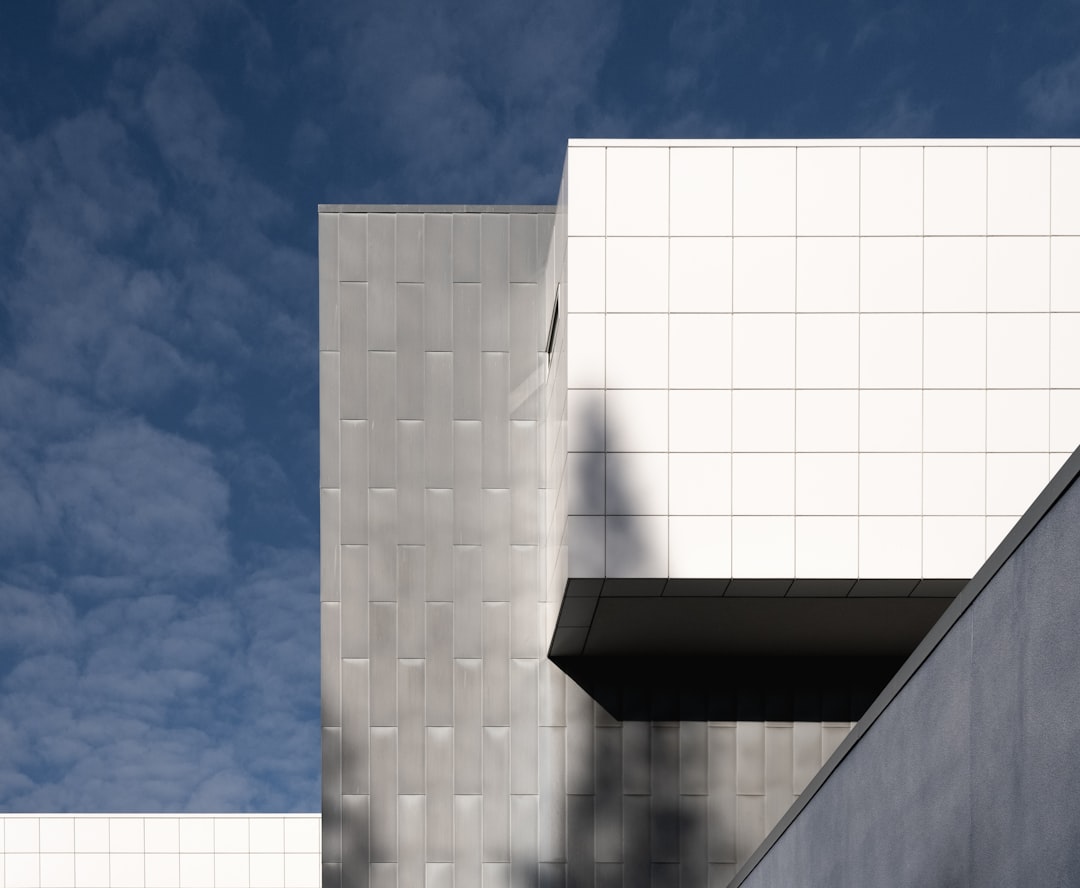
[1,0,1079,814]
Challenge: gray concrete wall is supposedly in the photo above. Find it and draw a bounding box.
[734,452,1080,888]
[318,207,853,888]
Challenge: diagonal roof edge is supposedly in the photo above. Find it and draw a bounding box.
[728,444,1080,888]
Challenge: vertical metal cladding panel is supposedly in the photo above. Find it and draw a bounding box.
[453,213,482,283]
[395,285,425,420]
[680,723,708,796]
[321,488,341,602]
[453,420,483,543]
[323,727,343,864]
[367,351,397,488]
[397,659,426,795]
[708,725,737,864]
[340,282,368,420]
[339,212,367,282]
[483,726,511,862]
[397,422,425,545]
[511,794,540,888]
[680,796,709,887]
[565,681,595,796]
[452,545,483,658]
[454,658,483,794]
[395,213,424,284]
[341,545,369,659]
[369,602,397,727]
[341,658,370,795]
[510,545,540,659]
[369,727,398,864]
[324,861,343,888]
[510,657,540,795]
[366,214,396,351]
[367,488,397,602]
[651,725,681,864]
[424,488,454,600]
[510,421,540,546]
[454,795,482,888]
[566,794,595,888]
[426,726,454,862]
[341,794,370,888]
[482,600,510,727]
[424,214,453,352]
[319,212,340,351]
[424,353,454,490]
[622,795,651,888]
[483,488,512,602]
[396,545,425,659]
[340,420,369,545]
[593,726,622,863]
[509,283,541,420]
[482,352,511,489]
[322,602,341,728]
[453,284,482,419]
[509,214,539,284]
[320,351,341,489]
[397,794,425,887]
[425,602,453,727]
[538,726,567,863]
[482,213,510,352]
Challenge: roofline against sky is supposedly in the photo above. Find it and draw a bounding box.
[317,204,556,214]
[568,137,1080,147]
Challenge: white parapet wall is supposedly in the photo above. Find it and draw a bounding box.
[561,139,1080,582]
[0,814,320,888]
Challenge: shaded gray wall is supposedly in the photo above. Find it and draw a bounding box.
[735,456,1080,888]
[318,206,854,888]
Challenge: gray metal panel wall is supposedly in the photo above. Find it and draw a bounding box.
[734,457,1080,888]
[319,207,850,888]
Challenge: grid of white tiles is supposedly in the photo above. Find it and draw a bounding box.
[564,141,1080,581]
[0,815,320,888]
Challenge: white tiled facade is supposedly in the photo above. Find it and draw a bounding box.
[561,140,1080,582]
[0,815,320,888]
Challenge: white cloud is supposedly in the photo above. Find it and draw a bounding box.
[1023,52,1080,126]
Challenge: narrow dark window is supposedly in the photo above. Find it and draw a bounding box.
[545,285,560,362]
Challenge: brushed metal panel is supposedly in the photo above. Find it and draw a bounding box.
[397,421,424,545]
[427,863,453,888]
[594,727,622,863]
[321,489,341,602]
[453,213,481,283]
[707,725,736,863]
[339,212,367,282]
[736,722,765,796]
[323,862,342,888]
[397,659,425,795]
[483,726,511,863]
[509,214,538,284]
[622,795,649,888]
[482,601,510,727]
[510,421,540,546]
[340,282,368,420]
[426,726,453,862]
[538,863,566,888]
[510,795,538,888]
[320,351,341,488]
[424,489,453,601]
[454,658,482,793]
[395,213,423,283]
[369,727,397,863]
[652,728,680,864]
[367,351,397,488]
[482,489,511,602]
[734,795,764,868]
[341,794,369,888]
[453,284,482,419]
[319,212,339,351]
[566,795,594,886]
[426,602,453,726]
[424,214,453,351]
[763,724,794,830]
[367,489,397,602]
[453,544,482,658]
[396,284,424,420]
[341,421,369,545]
[341,659,369,795]
[680,796,708,886]
[482,351,510,489]
[482,214,510,351]
[398,795,424,873]
[322,727,342,863]
[453,421,482,543]
[367,214,395,350]
[595,863,622,888]
[370,864,396,888]
[396,544,425,659]
[509,283,541,400]
[539,658,566,728]
[538,727,566,863]
[454,796,481,888]
[424,353,454,489]
[622,722,650,795]
[341,545,369,659]
[510,658,539,794]
[792,722,822,795]
[680,723,708,795]
[370,603,397,727]
[565,680,595,795]
[322,602,341,728]
[510,546,540,659]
